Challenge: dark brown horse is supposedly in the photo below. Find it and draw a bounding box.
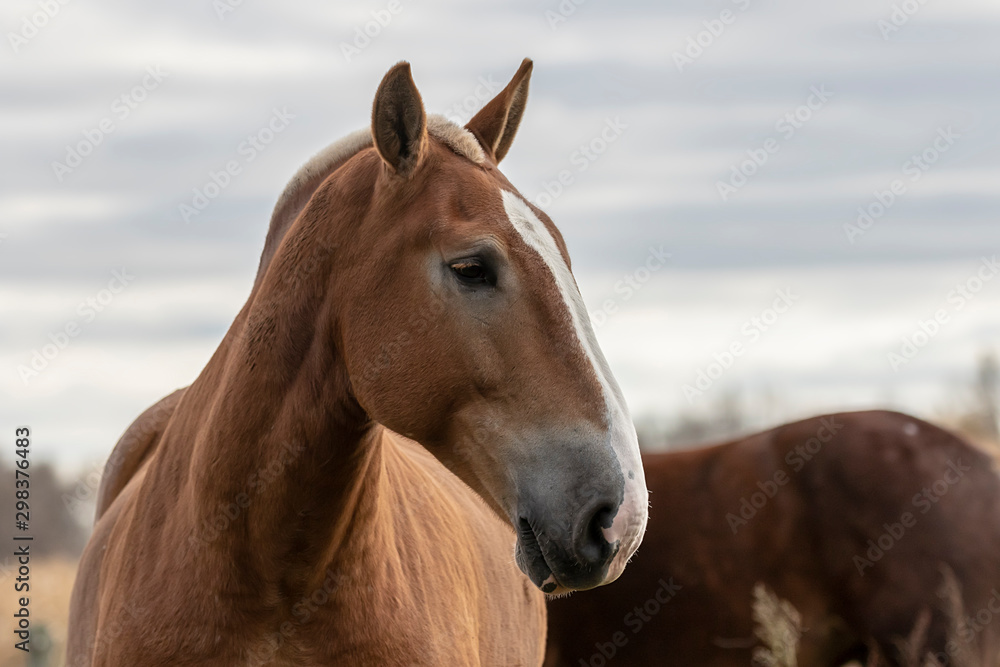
[545,410,1000,666]
[68,60,649,666]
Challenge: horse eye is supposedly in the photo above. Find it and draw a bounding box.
[450,260,494,286]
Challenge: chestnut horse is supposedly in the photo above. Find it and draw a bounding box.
[544,410,1000,666]
[68,60,649,666]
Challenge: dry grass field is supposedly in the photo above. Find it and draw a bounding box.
[0,558,77,667]
[7,423,992,667]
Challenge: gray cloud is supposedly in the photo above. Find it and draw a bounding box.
[2,0,998,462]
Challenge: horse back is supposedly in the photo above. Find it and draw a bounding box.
[94,388,186,520]
[544,410,1000,666]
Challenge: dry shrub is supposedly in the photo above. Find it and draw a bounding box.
[873,565,986,667]
[752,583,802,667]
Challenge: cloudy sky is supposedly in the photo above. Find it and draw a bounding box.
[2,0,999,469]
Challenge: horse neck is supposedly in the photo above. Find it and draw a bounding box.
[162,195,389,593]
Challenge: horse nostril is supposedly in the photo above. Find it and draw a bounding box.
[578,504,616,565]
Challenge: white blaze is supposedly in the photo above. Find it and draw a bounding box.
[501,190,648,579]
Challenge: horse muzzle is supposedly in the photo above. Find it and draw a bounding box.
[514,491,635,594]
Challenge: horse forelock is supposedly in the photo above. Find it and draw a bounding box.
[425,114,485,165]
[255,116,485,287]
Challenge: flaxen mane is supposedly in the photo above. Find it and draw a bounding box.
[255,115,485,288]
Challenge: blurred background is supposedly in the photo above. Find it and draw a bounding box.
[1,0,998,663]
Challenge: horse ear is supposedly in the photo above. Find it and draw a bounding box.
[465,58,533,163]
[372,61,427,178]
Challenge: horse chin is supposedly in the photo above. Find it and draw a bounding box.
[514,518,556,591]
[512,540,595,597]
[514,538,565,595]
